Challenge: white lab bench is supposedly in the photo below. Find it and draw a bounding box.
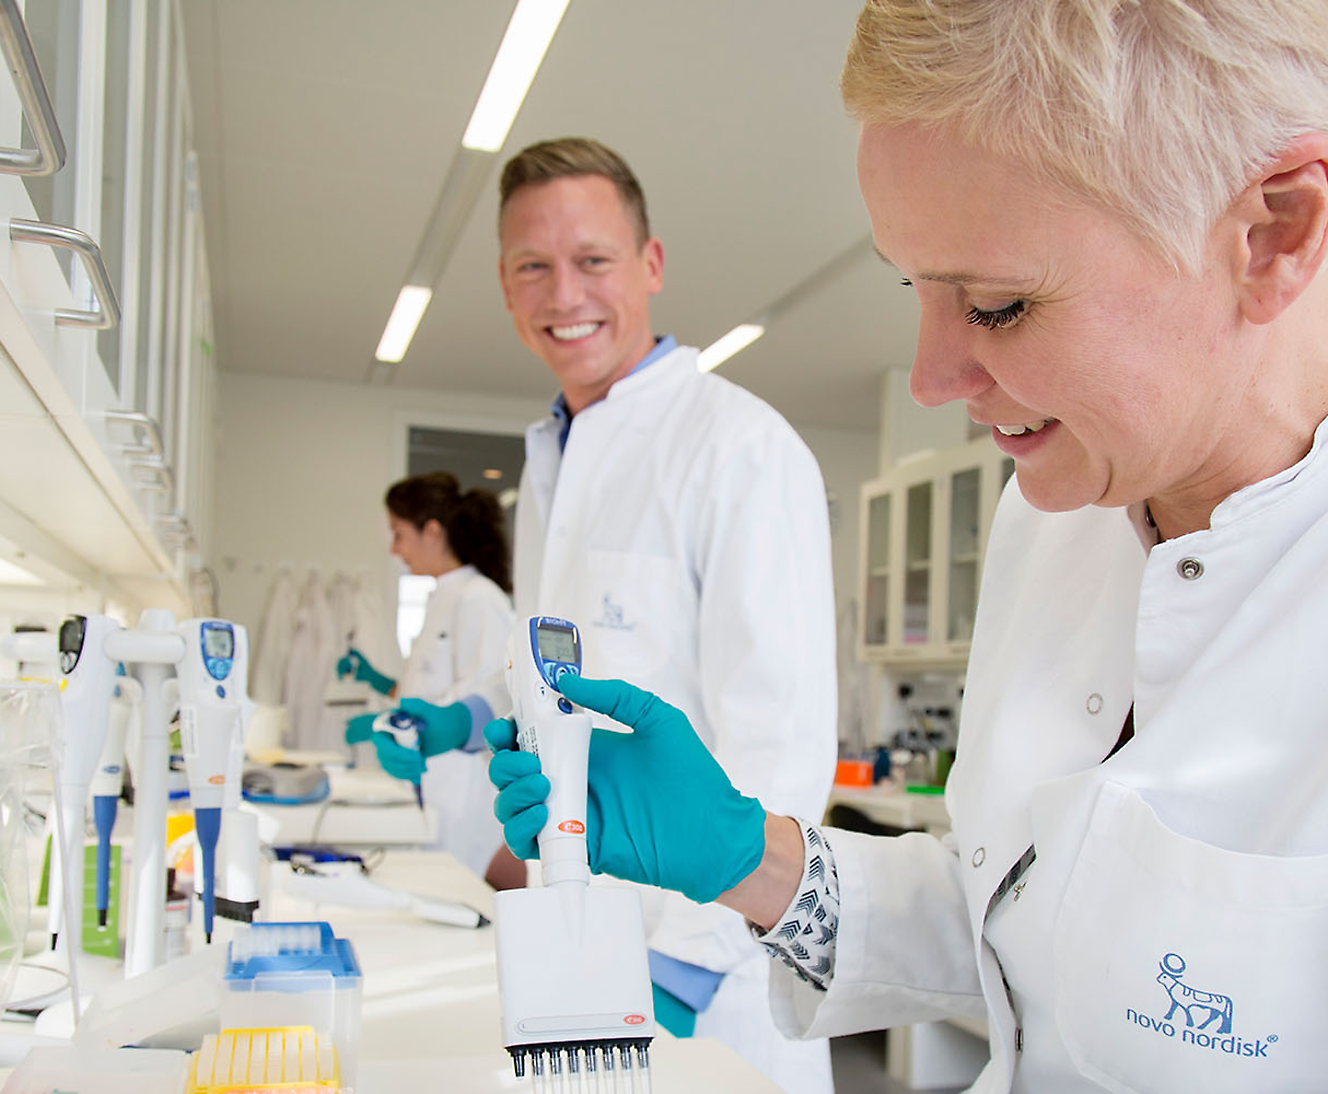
[826,784,991,1090]
[0,795,783,1092]
[244,761,438,847]
[270,850,783,1092]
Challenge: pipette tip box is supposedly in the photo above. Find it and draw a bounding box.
[220,922,362,1086]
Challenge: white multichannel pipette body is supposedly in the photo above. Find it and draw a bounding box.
[496,616,655,1091]
[176,619,243,943]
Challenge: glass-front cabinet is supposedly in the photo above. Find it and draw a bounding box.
[857,436,1016,665]
[0,0,214,613]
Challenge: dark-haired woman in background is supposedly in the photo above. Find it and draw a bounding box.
[338,471,521,888]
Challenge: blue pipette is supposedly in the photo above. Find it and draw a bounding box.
[90,667,135,927]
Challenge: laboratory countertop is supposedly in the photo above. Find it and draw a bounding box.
[826,781,953,833]
[2,850,783,1092]
[246,763,437,846]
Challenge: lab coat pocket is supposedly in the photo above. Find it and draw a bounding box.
[1052,780,1328,1094]
[582,549,686,683]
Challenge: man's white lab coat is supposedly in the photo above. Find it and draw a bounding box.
[515,344,839,1092]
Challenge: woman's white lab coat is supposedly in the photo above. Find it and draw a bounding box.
[772,419,1328,1093]
[513,345,839,1093]
[398,564,513,878]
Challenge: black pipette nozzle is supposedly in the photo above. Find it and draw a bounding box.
[97,909,108,928]
[509,1047,526,1078]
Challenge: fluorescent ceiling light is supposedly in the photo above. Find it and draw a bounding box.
[462,0,571,152]
[697,324,765,373]
[0,557,44,586]
[375,285,433,363]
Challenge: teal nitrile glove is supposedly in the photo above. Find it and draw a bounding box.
[372,698,471,783]
[336,646,395,697]
[651,983,697,1038]
[344,712,377,745]
[486,675,768,905]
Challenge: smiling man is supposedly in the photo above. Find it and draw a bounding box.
[494,137,838,1094]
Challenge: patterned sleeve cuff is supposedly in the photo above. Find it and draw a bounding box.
[750,821,839,991]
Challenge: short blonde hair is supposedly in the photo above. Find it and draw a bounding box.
[842,0,1328,270]
[499,137,651,248]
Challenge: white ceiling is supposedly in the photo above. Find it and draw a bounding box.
[179,0,922,432]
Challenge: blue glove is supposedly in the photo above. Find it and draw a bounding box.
[485,675,767,905]
[651,982,697,1038]
[336,646,395,697]
[372,698,471,783]
[344,712,377,745]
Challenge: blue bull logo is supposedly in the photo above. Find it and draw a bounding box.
[1157,953,1233,1034]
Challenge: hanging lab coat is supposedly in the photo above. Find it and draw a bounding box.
[249,567,298,705]
[772,417,1328,1093]
[514,345,838,1094]
[398,565,513,879]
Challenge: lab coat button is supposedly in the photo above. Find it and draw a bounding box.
[1177,557,1204,580]
[1086,693,1103,715]
[972,847,986,867]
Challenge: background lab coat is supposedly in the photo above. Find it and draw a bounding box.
[398,564,513,878]
[514,344,838,1093]
[772,417,1328,1093]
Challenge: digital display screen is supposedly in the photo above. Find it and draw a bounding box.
[203,624,234,660]
[536,624,578,665]
[58,616,86,655]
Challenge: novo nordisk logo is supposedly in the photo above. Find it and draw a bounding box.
[593,594,635,632]
[1125,953,1278,1058]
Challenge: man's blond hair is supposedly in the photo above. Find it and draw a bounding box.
[842,0,1328,270]
[499,137,651,248]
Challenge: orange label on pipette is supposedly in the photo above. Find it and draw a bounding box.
[557,820,585,834]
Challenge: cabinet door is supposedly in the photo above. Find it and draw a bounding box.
[861,487,891,650]
[946,465,981,643]
[902,479,932,645]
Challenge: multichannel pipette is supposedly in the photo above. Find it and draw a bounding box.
[176,619,242,944]
[372,709,426,808]
[90,668,139,928]
[494,616,656,1092]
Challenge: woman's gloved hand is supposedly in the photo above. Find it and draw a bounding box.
[485,675,767,905]
[343,712,377,745]
[336,646,395,697]
[372,698,471,782]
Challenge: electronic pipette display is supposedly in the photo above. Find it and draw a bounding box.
[177,618,242,944]
[495,616,655,1091]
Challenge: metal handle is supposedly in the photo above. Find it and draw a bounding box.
[104,410,165,454]
[0,0,66,176]
[9,218,121,328]
[128,454,175,497]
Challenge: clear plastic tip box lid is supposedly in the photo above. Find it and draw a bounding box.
[221,922,363,1088]
[224,922,361,989]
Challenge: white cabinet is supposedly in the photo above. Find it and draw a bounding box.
[857,436,1014,666]
[0,0,214,613]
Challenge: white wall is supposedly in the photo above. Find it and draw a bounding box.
[211,371,548,654]
[795,422,879,611]
[211,371,878,653]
